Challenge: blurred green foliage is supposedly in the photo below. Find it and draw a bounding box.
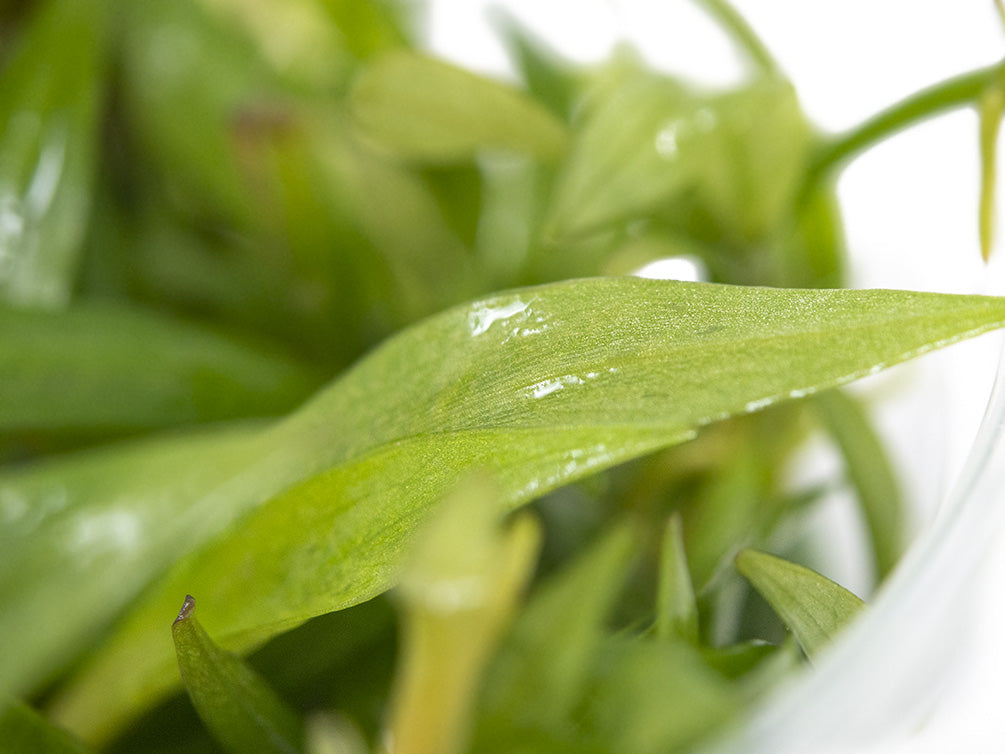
[1,1,1003,752]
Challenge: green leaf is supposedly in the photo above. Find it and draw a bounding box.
[491,10,579,120]
[473,525,637,744]
[320,0,411,60]
[543,67,697,241]
[0,698,91,754]
[575,638,739,754]
[979,83,1004,261]
[655,513,699,643]
[387,478,541,754]
[172,595,305,754]
[118,0,298,227]
[0,302,321,437]
[735,548,865,657]
[545,69,811,244]
[8,277,1004,742]
[812,389,906,581]
[0,0,109,306]
[349,50,568,162]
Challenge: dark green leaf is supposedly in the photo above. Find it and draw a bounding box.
[0,302,321,436]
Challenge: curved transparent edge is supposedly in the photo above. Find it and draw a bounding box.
[705,330,1005,754]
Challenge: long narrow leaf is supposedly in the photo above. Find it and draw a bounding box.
[812,389,906,581]
[0,302,321,436]
[0,277,999,741]
[0,0,109,306]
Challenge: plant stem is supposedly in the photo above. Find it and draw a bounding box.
[804,63,1003,192]
[694,0,779,76]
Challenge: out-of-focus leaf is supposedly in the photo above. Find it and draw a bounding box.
[306,713,368,754]
[470,526,737,754]
[172,595,305,754]
[192,0,352,91]
[473,525,637,746]
[661,78,813,245]
[544,68,697,241]
[321,0,411,60]
[700,640,778,680]
[812,389,905,581]
[491,10,579,120]
[547,70,811,245]
[315,119,477,323]
[118,0,292,227]
[0,0,108,306]
[770,180,846,288]
[682,441,766,589]
[735,548,865,657]
[349,50,568,163]
[655,512,699,643]
[388,479,541,754]
[693,0,779,76]
[0,698,91,753]
[0,302,321,437]
[979,83,1003,261]
[576,637,739,754]
[15,278,1005,742]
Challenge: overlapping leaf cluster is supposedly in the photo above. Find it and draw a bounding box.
[2,1,1004,752]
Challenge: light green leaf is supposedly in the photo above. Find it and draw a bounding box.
[172,595,305,754]
[813,389,905,581]
[979,83,1004,261]
[544,69,697,241]
[735,548,865,657]
[575,638,739,754]
[0,0,109,306]
[655,513,699,643]
[320,0,411,60]
[0,698,91,754]
[0,302,320,437]
[388,479,541,754]
[349,50,568,162]
[546,71,811,244]
[474,525,638,741]
[6,277,1003,741]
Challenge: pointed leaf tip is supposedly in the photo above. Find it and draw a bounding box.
[174,595,196,626]
[735,549,865,658]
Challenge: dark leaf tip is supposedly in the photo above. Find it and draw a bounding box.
[174,595,196,625]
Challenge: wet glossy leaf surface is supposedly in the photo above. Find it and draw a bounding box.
[0,0,109,306]
[19,278,1005,741]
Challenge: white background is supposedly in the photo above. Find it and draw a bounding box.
[423,2,1005,751]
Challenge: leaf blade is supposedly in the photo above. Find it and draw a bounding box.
[735,548,865,657]
[5,278,1003,739]
[172,595,305,754]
